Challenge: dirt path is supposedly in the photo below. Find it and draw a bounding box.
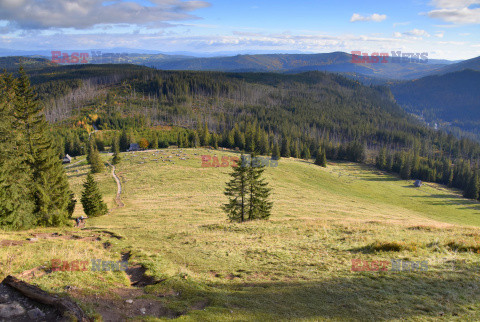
[107,162,124,209]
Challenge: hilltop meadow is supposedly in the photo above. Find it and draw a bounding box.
[1,148,480,320]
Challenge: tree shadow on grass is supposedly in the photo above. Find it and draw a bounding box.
[409,194,480,210]
[356,172,401,182]
[66,172,88,179]
[203,272,480,320]
[361,176,402,182]
[65,162,86,169]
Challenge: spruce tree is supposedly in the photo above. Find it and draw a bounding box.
[376,147,387,170]
[14,69,73,227]
[281,137,291,158]
[177,132,182,147]
[72,135,83,156]
[386,153,394,172]
[302,145,311,160]
[88,138,104,173]
[67,192,77,218]
[246,155,273,220]
[223,155,249,222]
[119,128,129,152]
[201,122,210,146]
[272,142,281,160]
[150,134,159,149]
[223,154,273,222]
[0,72,35,229]
[212,133,219,149]
[112,134,121,165]
[400,154,412,180]
[315,147,327,167]
[233,125,245,149]
[81,174,108,217]
[227,129,235,148]
[464,171,479,200]
[245,123,256,153]
[293,141,301,159]
[193,131,200,148]
[258,131,269,155]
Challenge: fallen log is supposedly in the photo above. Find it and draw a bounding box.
[2,275,90,321]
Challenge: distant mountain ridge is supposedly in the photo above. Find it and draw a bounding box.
[4,50,480,81]
[1,50,462,80]
[144,52,454,80]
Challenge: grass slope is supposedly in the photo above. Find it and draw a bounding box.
[2,148,480,320]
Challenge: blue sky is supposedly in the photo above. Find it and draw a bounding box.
[0,0,479,59]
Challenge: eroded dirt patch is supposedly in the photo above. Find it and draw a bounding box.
[122,252,166,287]
[71,288,179,321]
[17,267,51,281]
[30,233,102,242]
[0,240,25,247]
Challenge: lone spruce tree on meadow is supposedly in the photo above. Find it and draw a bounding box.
[81,173,108,217]
[223,154,272,222]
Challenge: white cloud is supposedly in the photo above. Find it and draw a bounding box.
[427,0,480,24]
[0,0,211,30]
[430,0,479,9]
[437,40,466,45]
[350,13,386,22]
[406,29,431,37]
[0,30,404,54]
[393,21,411,27]
[395,29,431,38]
[0,27,477,60]
[434,32,444,37]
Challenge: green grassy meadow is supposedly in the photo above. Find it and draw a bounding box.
[2,148,480,321]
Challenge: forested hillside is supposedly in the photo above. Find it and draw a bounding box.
[391,69,480,140]
[18,64,480,204]
[431,56,480,75]
[0,56,54,71]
